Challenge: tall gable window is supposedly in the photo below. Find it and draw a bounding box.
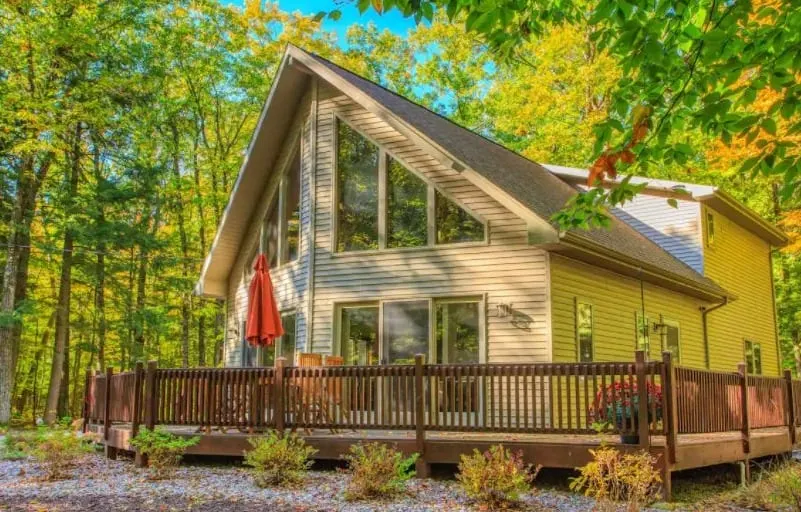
[336,121,380,251]
[745,340,762,375]
[335,117,485,252]
[262,148,301,267]
[576,301,593,362]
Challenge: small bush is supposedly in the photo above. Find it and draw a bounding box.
[243,431,317,488]
[342,442,418,501]
[130,428,199,480]
[31,430,93,480]
[730,461,801,511]
[570,446,661,511]
[457,444,538,509]
[0,431,32,460]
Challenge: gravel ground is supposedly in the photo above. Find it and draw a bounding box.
[0,451,604,512]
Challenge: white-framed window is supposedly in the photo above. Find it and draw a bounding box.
[706,211,716,246]
[256,311,298,366]
[262,148,301,267]
[662,318,681,364]
[745,340,762,375]
[335,296,484,365]
[334,116,486,253]
[636,312,653,359]
[575,300,593,362]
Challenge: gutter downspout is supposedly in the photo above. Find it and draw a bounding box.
[701,298,729,369]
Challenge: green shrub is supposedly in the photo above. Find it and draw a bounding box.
[731,461,801,511]
[31,430,93,480]
[342,442,418,501]
[130,428,199,480]
[570,446,661,511]
[1,431,32,460]
[457,444,538,509]
[243,431,317,488]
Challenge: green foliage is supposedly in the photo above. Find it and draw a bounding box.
[130,428,199,480]
[456,444,538,508]
[570,446,661,510]
[243,431,317,488]
[731,461,801,511]
[30,430,95,480]
[342,442,418,501]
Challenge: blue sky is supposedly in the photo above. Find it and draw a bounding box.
[222,0,416,41]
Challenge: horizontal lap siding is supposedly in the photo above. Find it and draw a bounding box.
[703,205,780,375]
[310,83,550,363]
[614,195,703,274]
[550,254,706,367]
[224,93,313,366]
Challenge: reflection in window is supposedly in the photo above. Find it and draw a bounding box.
[261,312,297,366]
[263,200,279,268]
[436,301,480,364]
[745,340,762,375]
[384,300,430,364]
[285,151,301,262]
[387,157,427,248]
[435,190,484,244]
[706,212,716,246]
[664,322,680,363]
[340,306,379,365]
[576,302,593,362]
[636,312,652,359]
[336,121,379,251]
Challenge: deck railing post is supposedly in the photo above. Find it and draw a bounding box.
[131,362,144,438]
[414,354,429,477]
[274,357,286,434]
[738,363,751,455]
[661,351,678,465]
[635,351,650,450]
[81,369,92,433]
[137,361,158,468]
[785,370,796,445]
[103,367,113,441]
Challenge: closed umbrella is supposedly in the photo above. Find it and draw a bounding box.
[246,254,284,346]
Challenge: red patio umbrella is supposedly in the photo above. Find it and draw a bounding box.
[245,253,284,346]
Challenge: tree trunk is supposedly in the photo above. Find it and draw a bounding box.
[15,312,56,417]
[193,137,208,366]
[170,121,191,367]
[44,123,82,424]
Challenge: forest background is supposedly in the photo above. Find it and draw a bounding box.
[1,0,798,424]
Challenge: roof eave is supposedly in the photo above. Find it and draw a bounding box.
[697,190,789,247]
[558,231,732,303]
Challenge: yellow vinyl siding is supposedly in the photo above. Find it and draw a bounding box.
[702,205,780,375]
[550,254,707,367]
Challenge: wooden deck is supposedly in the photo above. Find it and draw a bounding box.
[83,352,801,500]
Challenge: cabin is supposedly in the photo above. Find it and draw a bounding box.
[87,46,799,499]
[195,45,787,378]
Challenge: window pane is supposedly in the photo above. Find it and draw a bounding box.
[753,343,762,374]
[285,152,301,262]
[636,313,651,358]
[435,190,484,244]
[745,340,754,374]
[336,121,379,251]
[436,301,480,364]
[259,345,275,367]
[665,324,680,363]
[340,306,379,365]
[384,300,429,364]
[387,157,427,248]
[577,302,593,362]
[263,199,279,268]
[280,313,297,361]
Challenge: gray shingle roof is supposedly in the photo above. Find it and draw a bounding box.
[301,49,727,298]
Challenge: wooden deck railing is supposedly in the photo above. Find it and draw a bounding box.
[83,351,801,455]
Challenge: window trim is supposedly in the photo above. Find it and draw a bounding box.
[574,298,594,362]
[333,295,486,365]
[331,112,488,255]
[744,339,762,375]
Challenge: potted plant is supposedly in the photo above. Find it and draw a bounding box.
[588,381,662,444]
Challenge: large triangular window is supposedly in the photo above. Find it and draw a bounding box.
[335,117,485,252]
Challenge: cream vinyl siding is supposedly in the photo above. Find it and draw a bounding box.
[702,205,780,375]
[550,254,708,367]
[309,82,551,363]
[224,92,313,367]
[613,194,704,274]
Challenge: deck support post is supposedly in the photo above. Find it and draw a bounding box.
[662,352,678,465]
[131,362,144,439]
[635,351,650,451]
[103,367,113,444]
[738,363,751,455]
[137,361,158,468]
[413,354,430,478]
[784,370,796,445]
[274,357,287,435]
[81,369,92,433]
